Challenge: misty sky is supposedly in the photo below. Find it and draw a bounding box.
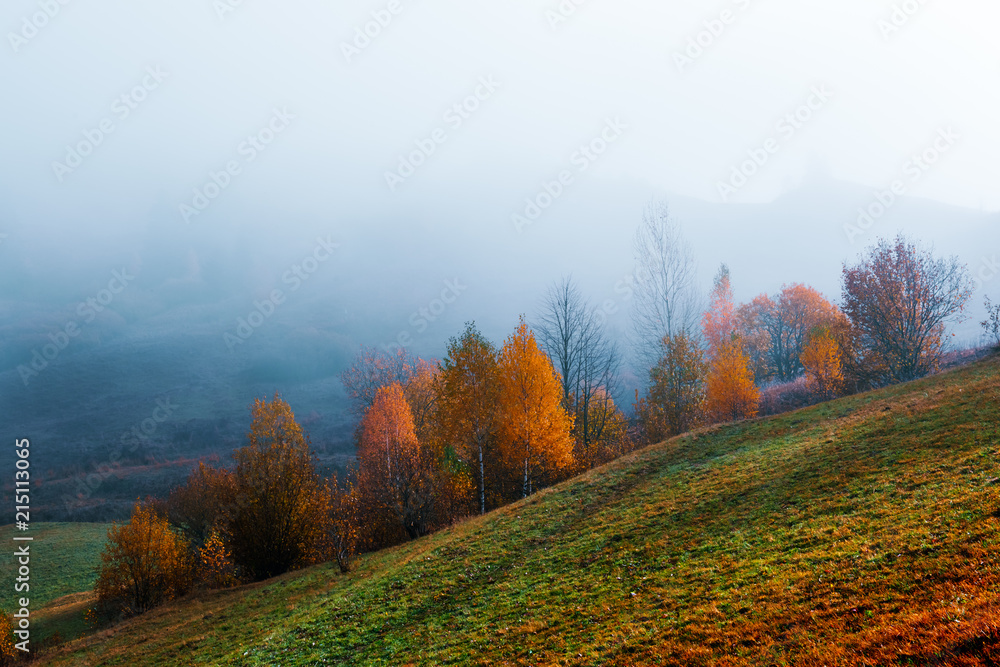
[2,0,999,352]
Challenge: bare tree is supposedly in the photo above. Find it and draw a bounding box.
[536,277,586,408]
[574,313,622,453]
[340,345,419,417]
[842,234,974,384]
[631,201,701,368]
[535,277,621,454]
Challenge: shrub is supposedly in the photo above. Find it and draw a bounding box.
[197,529,238,589]
[94,503,194,618]
[327,475,359,574]
[758,376,815,417]
[983,296,1000,349]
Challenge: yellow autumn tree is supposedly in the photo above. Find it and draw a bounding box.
[198,528,238,589]
[436,323,501,515]
[801,328,845,399]
[227,395,330,581]
[496,317,575,499]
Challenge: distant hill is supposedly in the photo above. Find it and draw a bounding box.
[37,354,1000,666]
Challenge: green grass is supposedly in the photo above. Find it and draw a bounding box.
[0,523,107,612]
[38,356,1000,666]
[0,522,108,645]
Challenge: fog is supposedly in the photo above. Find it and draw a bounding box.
[1,0,998,516]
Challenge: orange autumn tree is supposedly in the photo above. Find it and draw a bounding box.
[358,383,435,543]
[702,265,760,423]
[738,284,844,383]
[704,343,759,422]
[496,318,575,499]
[404,358,474,526]
[801,327,845,399]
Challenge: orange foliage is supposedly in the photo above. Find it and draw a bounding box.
[573,387,631,470]
[703,266,760,423]
[0,612,15,665]
[704,341,760,423]
[403,358,439,443]
[801,328,845,399]
[358,384,436,543]
[162,462,234,548]
[94,503,193,618]
[739,283,844,382]
[496,318,576,498]
[197,529,237,589]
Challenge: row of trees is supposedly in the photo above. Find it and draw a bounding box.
[93,317,636,620]
[343,317,633,549]
[628,203,977,443]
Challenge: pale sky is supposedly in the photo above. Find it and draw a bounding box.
[3,1,999,235]
[2,0,998,335]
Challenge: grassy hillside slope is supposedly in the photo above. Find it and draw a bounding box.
[0,523,108,645]
[41,356,1000,666]
[0,523,107,612]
